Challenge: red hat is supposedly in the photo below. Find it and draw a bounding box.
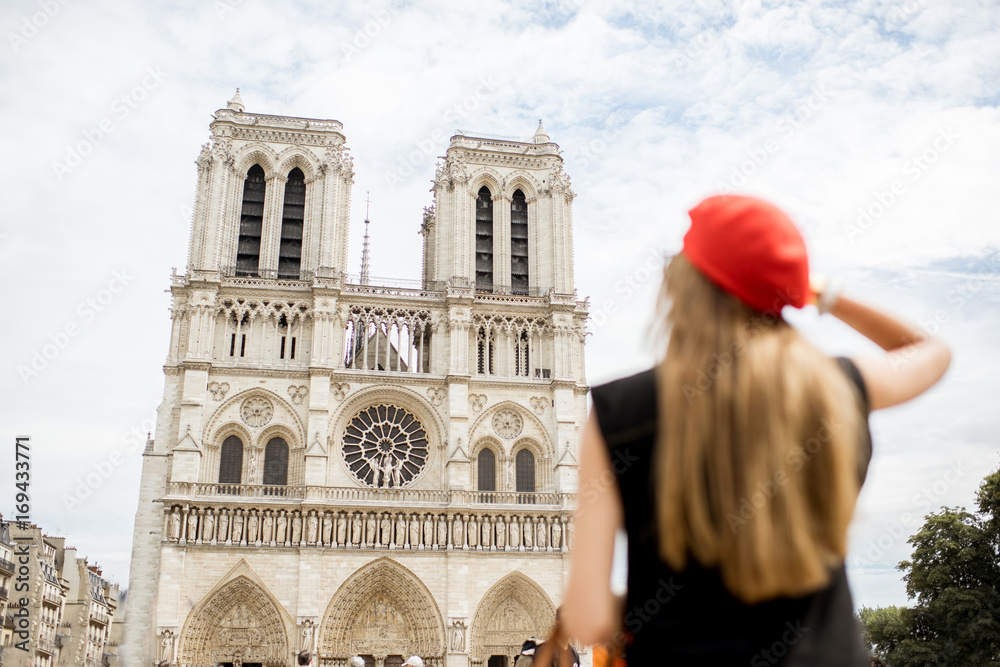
[682,195,809,313]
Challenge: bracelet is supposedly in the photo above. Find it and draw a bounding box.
[818,279,842,315]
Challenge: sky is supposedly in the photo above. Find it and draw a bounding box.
[1,0,998,613]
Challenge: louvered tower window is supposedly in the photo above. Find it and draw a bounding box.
[262,437,289,486]
[278,168,305,280]
[218,435,244,484]
[475,186,494,291]
[477,448,496,492]
[235,164,266,277]
[511,189,529,294]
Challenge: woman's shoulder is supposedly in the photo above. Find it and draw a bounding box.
[591,368,658,447]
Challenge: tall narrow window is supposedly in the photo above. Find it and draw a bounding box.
[475,186,494,291]
[235,165,265,277]
[477,327,494,375]
[511,189,529,294]
[516,449,535,493]
[278,168,305,280]
[262,437,289,486]
[477,448,496,492]
[514,330,529,377]
[218,435,244,485]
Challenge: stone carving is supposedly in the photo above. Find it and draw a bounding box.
[449,618,467,652]
[232,512,244,544]
[263,512,274,544]
[552,520,562,549]
[158,629,175,662]
[170,510,181,540]
[352,514,363,545]
[536,520,548,549]
[495,517,506,549]
[307,512,318,544]
[395,514,406,548]
[276,513,287,544]
[342,404,429,488]
[332,382,350,401]
[529,396,547,414]
[322,513,333,544]
[493,409,524,440]
[380,514,391,546]
[247,512,259,544]
[366,514,376,547]
[202,511,215,542]
[208,381,231,401]
[217,511,229,543]
[187,512,198,541]
[337,514,347,545]
[291,515,302,544]
[240,396,273,428]
[288,385,309,405]
[409,515,420,548]
[469,393,487,413]
[300,619,315,651]
[436,515,448,547]
[427,386,447,406]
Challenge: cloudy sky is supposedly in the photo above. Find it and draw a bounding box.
[1,0,998,612]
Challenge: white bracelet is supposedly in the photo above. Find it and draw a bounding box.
[818,279,842,315]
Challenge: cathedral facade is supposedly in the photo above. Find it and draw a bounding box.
[123,92,589,667]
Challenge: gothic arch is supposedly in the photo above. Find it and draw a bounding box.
[469,571,556,665]
[468,401,553,458]
[329,386,445,489]
[178,572,292,667]
[276,146,321,182]
[205,387,307,450]
[318,557,446,661]
[200,422,253,484]
[471,437,503,491]
[257,422,304,486]
[505,174,540,201]
[468,169,503,197]
[233,144,279,180]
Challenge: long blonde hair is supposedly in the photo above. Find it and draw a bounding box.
[655,254,860,603]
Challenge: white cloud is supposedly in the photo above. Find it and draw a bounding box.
[0,0,997,613]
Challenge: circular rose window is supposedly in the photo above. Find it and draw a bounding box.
[343,405,429,488]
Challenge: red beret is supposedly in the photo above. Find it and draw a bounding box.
[682,195,809,313]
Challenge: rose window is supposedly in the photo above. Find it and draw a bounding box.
[343,405,429,488]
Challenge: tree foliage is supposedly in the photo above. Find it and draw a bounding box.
[857,467,1000,665]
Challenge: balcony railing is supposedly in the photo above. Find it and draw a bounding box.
[0,556,14,574]
[0,586,8,599]
[42,590,62,605]
[37,637,57,654]
[165,482,569,508]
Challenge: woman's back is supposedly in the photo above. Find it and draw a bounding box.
[591,365,870,665]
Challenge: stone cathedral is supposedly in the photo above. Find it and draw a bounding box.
[123,91,589,667]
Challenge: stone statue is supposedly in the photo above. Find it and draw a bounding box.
[409,515,420,547]
[423,514,434,546]
[232,512,244,543]
[380,514,391,546]
[337,514,347,545]
[322,513,333,545]
[453,515,464,548]
[352,513,363,545]
[263,512,274,543]
[481,520,491,548]
[307,513,319,544]
[552,520,562,550]
[247,512,259,543]
[366,514,377,546]
[301,621,315,650]
[509,517,519,549]
[292,514,302,544]
[186,512,198,541]
[159,630,175,661]
[450,619,467,652]
[202,511,215,543]
[537,520,548,549]
[218,511,229,542]
[567,519,575,550]
[276,513,287,543]
[170,510,181,540]
[523,518,533,549]
[495,517,506,549]
[395,514,407,547]
[467,517,478,547]
[437,515,448,547]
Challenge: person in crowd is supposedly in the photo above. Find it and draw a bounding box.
[562,195,951,665]
[297,649,313,666]
[402,656,424,667]
[349,656,365,667]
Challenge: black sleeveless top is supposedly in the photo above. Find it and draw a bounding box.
[591,358,871,666]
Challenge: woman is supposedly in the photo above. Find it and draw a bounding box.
[562,195,951,664]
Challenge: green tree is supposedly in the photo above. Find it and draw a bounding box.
[857,468,1000,665]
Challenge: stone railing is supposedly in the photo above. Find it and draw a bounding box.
[162,502,573,553]
[165,483,570,509]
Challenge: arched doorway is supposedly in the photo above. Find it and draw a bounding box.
[319,557,446,666]
[178,575,290,667]
[469,571,556,666]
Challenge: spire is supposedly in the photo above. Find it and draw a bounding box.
[227,88,245,112]
[360,192,372,285]
[533,119,550,144]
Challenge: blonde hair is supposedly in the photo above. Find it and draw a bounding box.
[655,254,860,603]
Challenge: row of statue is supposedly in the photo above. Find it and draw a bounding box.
[166,506,573,551]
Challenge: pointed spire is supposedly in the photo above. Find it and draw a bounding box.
[533,119,550,144]
[360,192,372,285]
[227,88,245,112]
